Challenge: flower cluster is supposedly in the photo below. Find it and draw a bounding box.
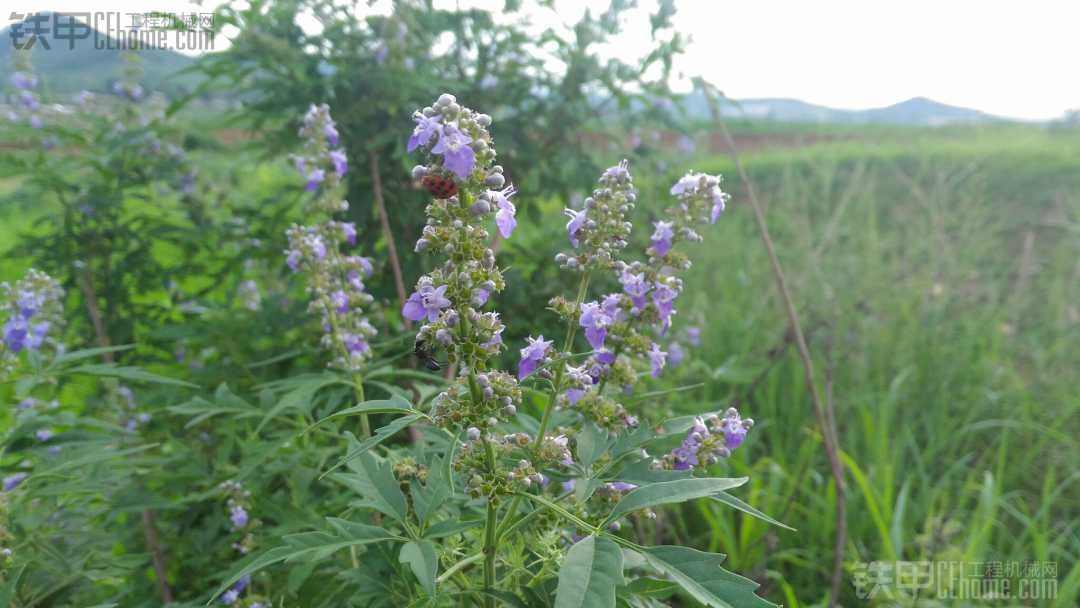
[284,104,378,371]
[555,160,635,271]
[662,408,753,470]
[537,167,729,430]
[6,67,43,129]
[215,481,267,606]
[404,94,541,494]
[1,269,65,376]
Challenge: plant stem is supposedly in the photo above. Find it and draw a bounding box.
[717,120,846,608]
[437,553,483,584]
[482,495,498,608]
[368,151,410,328]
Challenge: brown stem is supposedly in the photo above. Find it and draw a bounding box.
[78,264,173,603]
[368,151,409,327]
[718,122,846,608]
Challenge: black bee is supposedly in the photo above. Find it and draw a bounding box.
[414,339,442,371]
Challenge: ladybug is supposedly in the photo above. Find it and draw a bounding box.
[421,174,459,199]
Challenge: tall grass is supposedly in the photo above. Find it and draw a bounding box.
[658,125,1080,606]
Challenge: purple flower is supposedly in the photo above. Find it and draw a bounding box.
[648,343,667,377]
[564,208,587,247]
[579,302,612,350]
[652,282,678,332]
[709,186,727,223]
[234,575,251,593]
[343,334,370,355]
[471,286,491,307]
[619,271,650,311]
[491,186,517,238]
[551,434,573,465]
[431,124,475,180]
[305,168,325,192]
[29,115,43,129]
[341,222,357,246]
[3,472,27,492]
[221,589,239,605]
[652,221,674,256]
[36,429,54,442]
[324,122,340,147]
[668,342,685,367]
[286,250,302,272]
[330,149,348,177]
[17,398,35,410]
[402,283,451,322]
[10,72,36,91]
[670,173,700,196]
[565,387,585,405]
[330,290,349,313]
[518,335,553,379]
[595,350,616,366]
[601,294,623,321]
[686,326,701,346]
[407,114,442,152]
[230,505,249,529]
[722,410,749,450]
[561,479,576,493]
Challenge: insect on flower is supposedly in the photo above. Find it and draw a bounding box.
[421,174,458,199]
[413,338,443,371]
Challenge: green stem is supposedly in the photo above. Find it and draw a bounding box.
[482,495,497,607]
[436,552,483,584]
[353,375,370,438]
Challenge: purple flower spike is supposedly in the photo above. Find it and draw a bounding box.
[432,124,475,180]
[652,221,674,256]
[3,472,28,492]
[579,302,612,350]
[648,343,667,377]
[518,335,553,379]
[408,114,442,152]
[492,186,517,238]
[564,208,587,247]
[324,122,340,147]
[402,283,451,322]
[330,149,348,177]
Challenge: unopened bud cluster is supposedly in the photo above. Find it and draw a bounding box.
[660,408,753,470]
[284,105,378,371]
[555,160,636,271]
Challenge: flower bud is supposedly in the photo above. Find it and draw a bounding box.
[485,173,505,188]
[467,427,481,440]
[411,165,428,179]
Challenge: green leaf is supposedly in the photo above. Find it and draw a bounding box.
[399,540,439,595]
[411,457,451,526]
[314,395,419,428]
[208,518,398,603]
[604,477,748,525]
[576,422,610,469]
[49,345,134,366]
[555,535,623,608]
[640,546,774,608]
[68,363,198,387]
[710,493,795,531]
[329,451,408,521]
[622,577,677,599]
[320,414,424,478]
[423,519,482,539]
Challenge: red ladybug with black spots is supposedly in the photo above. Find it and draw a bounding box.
[422,174,458,199]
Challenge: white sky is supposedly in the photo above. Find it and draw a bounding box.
[30,0,1080,119]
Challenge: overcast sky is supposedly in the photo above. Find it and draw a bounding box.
[31,0,1080,120]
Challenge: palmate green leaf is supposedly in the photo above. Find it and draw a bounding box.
[329,451,408,521]
[554,535,623,608]
[313,394,420,427]
[67,363,198,387]
[320,414,424,478]
[640,546,774,608]
[604,477,748,525]
[207,517,399,604]
[399,540,439,595]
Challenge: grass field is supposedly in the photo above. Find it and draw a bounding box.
[657,123,1080,605]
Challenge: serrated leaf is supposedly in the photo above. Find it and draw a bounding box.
[640,546,774,608]
[555,535,623,608]
[399,540,439,595]
[329,451,408,521]
[320,414,424,478]
[604,477,747,525]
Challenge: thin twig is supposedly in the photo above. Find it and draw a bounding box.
[718,122,847,608]
[369,151,410,327]
[78,263,173,603]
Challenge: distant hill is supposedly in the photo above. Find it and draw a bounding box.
[684,92,1004,126]
[0,14,200,98]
